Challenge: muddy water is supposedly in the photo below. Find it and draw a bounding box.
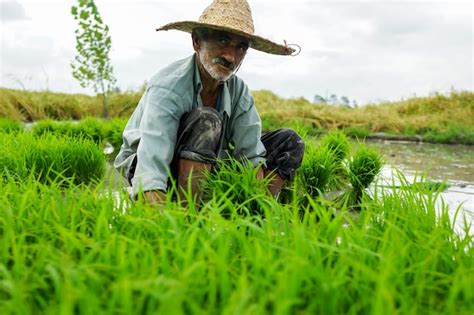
[367,140,474,234]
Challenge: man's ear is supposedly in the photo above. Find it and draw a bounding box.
[192,33,200,52]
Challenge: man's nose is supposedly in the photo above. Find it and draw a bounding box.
[221,46,236,64]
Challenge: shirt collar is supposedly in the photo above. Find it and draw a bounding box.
[192,53,232,116]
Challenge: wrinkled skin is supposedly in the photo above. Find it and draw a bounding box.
[192,29,249,83]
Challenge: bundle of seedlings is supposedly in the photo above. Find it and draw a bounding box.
[297,141,338,199]
[317,130,350,190]
[336,144,384,211]
[281,131,350,205]
[280,131,384,217]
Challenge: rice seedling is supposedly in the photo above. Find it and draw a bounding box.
[318,130,350,190]
[32,118,105,144]
[343,126,370,139]
[319,130,350,163]
[0,132,105,185]
[31,117,127,160]
[201,159,272,217]
[297,141,338,198]
[0,168,471,314]
[336,143,384,209]
[101,118,128,158]
[0,118,23,134]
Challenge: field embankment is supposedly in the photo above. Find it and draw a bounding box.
[1,88,473,144]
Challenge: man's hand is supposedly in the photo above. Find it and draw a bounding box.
[256,166,265,181]
[256,166,286,197]
[143,190,166,208]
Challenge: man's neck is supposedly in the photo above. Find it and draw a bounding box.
[197,57,222,107]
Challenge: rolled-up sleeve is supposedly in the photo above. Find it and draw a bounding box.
[230,96,266,167]
[132,86,183,195]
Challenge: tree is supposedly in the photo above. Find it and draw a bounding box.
[71,0,116,118]
[313,93,358,108]
[340,96,350,106]
[313,94,327,104]
[329,94,338,105]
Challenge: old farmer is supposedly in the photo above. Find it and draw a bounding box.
[114,0,305,206]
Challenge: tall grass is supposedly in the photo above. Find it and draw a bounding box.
[2,88,473,144]
[0,169,472,314]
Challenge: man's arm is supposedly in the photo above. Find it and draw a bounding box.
[132,86,184,198]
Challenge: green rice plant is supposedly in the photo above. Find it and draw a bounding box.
[337,143,383,208]
[386,180,450,193]
[423,124,474,145]
[297,141,338,198]
[319,130,350,162]
[75,117,106,144]
[349,144,383,191]
[31,117,126,159]
[285,121,312,142]
[102,117,128,157]
[0,169,472,314]
[0,118,23,133]
[318,130,351,190]
[32,118,106,144]
[31,119,75,139]
[0,132,105,185]
[343,126,370,139]
[202,159,272,217]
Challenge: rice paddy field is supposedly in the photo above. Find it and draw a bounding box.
[0,115,472,315]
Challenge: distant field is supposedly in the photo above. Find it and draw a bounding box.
[1,88,473,144]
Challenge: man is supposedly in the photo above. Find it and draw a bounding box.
[114,0,304,206]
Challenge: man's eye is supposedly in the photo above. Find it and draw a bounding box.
[238,44,249,52]
[218,38,229,45]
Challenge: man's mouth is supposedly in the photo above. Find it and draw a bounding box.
[212,57,235,71]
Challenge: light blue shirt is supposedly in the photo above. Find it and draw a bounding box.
[114,54,266,195]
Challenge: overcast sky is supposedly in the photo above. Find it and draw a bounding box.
[0,0,472,105]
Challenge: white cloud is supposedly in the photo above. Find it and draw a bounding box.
[0,0,472,104]
[0,1,29,23]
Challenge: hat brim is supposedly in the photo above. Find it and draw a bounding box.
[157,21,295,56]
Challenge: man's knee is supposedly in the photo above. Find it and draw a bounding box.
[262,128,305,181]
[177,107,223,163]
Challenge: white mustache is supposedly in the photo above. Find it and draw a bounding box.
[212,57,235,71]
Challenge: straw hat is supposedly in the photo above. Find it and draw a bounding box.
[156,0,296,56]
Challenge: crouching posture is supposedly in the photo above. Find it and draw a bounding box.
[114,0,304,206]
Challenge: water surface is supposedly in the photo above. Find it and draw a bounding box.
[368,140,474,234]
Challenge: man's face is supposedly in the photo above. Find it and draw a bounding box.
[195,30,249,82]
